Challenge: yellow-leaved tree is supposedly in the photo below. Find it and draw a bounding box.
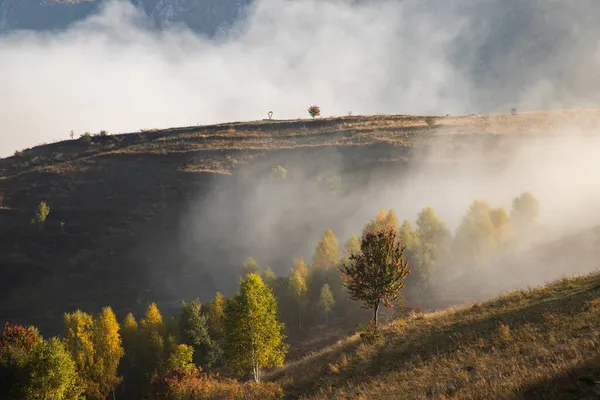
[205,292,226,341]
[139,303,166,380]
[224,273,288,382]
[312,229,339,270]
[63,310,97,397]
[288,269,308,327]
[92,307,124,399]
[64,307,124,400]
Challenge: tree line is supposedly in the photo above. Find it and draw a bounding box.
[0,191,539,399]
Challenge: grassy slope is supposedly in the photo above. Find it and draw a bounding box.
[268,272,600,399]
[1,109,600,335]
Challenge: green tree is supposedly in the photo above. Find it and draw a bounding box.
[340,229,410,326]
[25,338,82,400]
[165,344,194,375]
[312,229,339,270]
[288,270,308,327]
[319,284,335,322]
[414,206,451,286]
[179,299,218,368]
[224,274,288,382]
[92,307,124,399]
[31,201,50,228]
[243,257,260,275]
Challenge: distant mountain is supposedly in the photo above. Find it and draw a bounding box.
[0,0,249,35]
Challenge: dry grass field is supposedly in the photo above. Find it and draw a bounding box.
[268,272,600,399]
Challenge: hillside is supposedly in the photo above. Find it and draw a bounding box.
[1,109,600,337]
[267,272,600,399]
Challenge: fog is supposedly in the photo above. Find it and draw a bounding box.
[171,122,600,305]
[3,0,600,308]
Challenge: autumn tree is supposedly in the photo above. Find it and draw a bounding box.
[292,257,309,279]
[224,274,288,382]
[26,337,82,400]
[511,192,539,238]
[0,323,43,399]
[453,199,498,268]
[243,257,260,275]
[319,284,335,322]
[342,234,361,265]
[63,310,96,396]
[398,220,420,250]
[308,105,321,118]
[363,209,399,237]
[92,306,124,399]
[340,228,410,326]
[414,206,451,286]
[178,299,218,368]
[312,229,340,270]
[64,307,124,399]
[288,269,308,327]
[205,292,226,342]
[139,303,166,379]
[490,207,513,248]
[385,209,399,233]
[262,267,277,287]
[119,313,144,399]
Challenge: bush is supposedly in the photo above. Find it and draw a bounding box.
[270,165,287,180]
[31,201,50,228]
[308,105,321,119]
[153,366,283,400]
[424,117,437,128]
[80,132,92,143]
[356,321,381,344]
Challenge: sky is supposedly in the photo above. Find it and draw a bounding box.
[2,0,600,157]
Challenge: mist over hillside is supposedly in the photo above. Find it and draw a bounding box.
[2,0,600,156]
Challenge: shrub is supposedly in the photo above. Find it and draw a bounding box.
[356,321,381,344]
[424,117,437,128]
[270,165,287,180]
[154,366,283,400]
[308,105,321,119]
[80,132,92,143]
[31,201,50,228]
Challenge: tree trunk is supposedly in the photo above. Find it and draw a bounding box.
[253,362,261,382]
[373,300,380,326]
